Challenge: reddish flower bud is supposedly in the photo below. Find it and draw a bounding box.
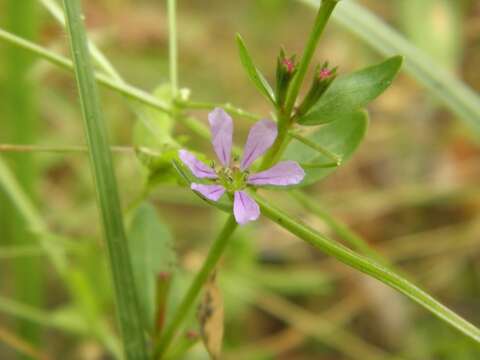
[276,48,297,108]
[319,67,333,79]
[296,62,337,117]
[283,58,296,74]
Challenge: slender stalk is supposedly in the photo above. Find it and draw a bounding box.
[291,190,386,263]
[62,1,148,358]
[260,0,338,170]
[0,157,46,235]
[185,101,261,121]
[0,246,50,259]
[38,0,123,81]
[0,295,120,359]
[283,0,339,115]
[154,215,238,358]
[0,144,134,154]
[167,0,178,97]
[5,0,42,351]
[232,282,389,360]
[289,131,341,165]
[0,326,49,360]
[0,156,67,272]
[0,27,171,114]
[299,161,337,169]
[252,192,480,344]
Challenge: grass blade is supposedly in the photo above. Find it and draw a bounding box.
[61,1,148,358]
[4,0,42,351]
[300,0,480,133]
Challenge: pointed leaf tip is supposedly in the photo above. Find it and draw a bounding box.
[236,33,276,105]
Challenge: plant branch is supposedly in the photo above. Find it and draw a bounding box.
[0,144,134,154]
[289,131,341,165]
[290,190,385,262]
[167,0,178,97]
[184,101,261,121]
[284,0,339,115]
[0,27,170,114]
[38,0,123,81]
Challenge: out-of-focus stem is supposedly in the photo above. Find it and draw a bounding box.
[154,215,238,358]
[167,0,178,97]
[283,0,339,116]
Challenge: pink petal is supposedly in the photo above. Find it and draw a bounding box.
[233,191,260,225]
[247,161,305,186]
[240,119,277,170]
[179,149,217,179]
[191,183,226,202]
[209,108,233,167]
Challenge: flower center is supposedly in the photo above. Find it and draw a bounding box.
[216,165,248,192]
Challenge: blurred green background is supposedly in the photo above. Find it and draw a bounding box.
[1,0,480,359]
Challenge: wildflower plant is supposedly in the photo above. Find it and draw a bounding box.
[1,0,480,359]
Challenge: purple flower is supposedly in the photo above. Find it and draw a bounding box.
[179,108,305,225]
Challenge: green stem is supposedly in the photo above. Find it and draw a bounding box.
[0,157,46,235]
[291,190,387,264]
[260,0,338,171]
[184,101,261,121]
[5,0,42,352]
[0,27,171,115]
[167,0,178,97]
[283,0,339,116]
[289,131,341,165]
[154,215,238,358]
[62,1,148,359]
[252,192,480,345]
[0,144,134,154]
[0,296,121,358]
[38,0,123,81]
[258,117,291,170]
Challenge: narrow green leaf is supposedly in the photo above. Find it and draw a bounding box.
[62,1,149,358]
[298,56,402,125]
[285,111,368,186]
[128,203,176,332]
[236,33,276,104]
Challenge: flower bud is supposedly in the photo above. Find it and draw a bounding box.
[296,62,337,117]
[275,48,297,109]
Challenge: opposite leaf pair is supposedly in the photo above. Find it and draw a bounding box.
[179,108,305,224]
